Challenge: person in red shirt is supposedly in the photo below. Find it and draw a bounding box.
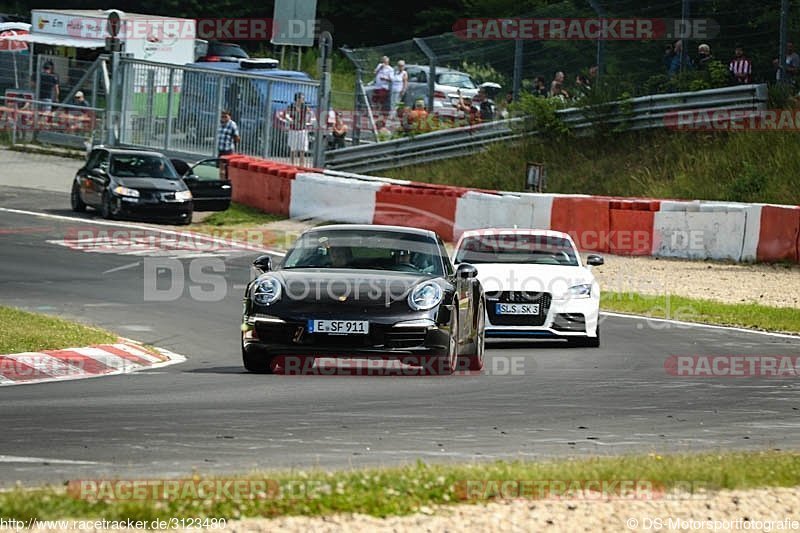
[729,45,752,84]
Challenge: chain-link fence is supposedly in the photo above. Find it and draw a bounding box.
[117,58,322,162]
[0,53,107,149]
[336,2,800,145]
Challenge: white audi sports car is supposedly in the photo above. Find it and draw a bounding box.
[453,229,603,347]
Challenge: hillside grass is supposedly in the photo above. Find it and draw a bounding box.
[383,129,800,205]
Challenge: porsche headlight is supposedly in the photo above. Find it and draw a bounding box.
[568,283,592,298]
[408,281,443,311]
[113,186,139,198]
[175,190,193,201]
[252,277,282,306]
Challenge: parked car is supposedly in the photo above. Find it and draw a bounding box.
[170,157,232,212]
[453,228,603,347]
[71,148,229,225]
[361,65,501,124]
[241,224,486,374]
[196,40,250,62]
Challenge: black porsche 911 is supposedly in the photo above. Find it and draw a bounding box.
[70,147,232,225]
[241,225,486,375]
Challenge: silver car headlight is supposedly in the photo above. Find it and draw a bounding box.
[408,281,443,311]
[252,277,282,306]
[175,190,192,201]
[113,185,139,198]
[568,283,592,298]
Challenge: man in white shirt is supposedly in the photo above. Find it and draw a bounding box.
[374,56,393,113]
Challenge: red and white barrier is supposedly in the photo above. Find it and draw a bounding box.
[225,155,800,264]
[289,172,383,223]
[0,341,184,386]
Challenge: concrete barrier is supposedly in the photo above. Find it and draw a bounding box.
[290,172,382,223]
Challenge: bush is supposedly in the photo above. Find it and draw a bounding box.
[508,93,569,136]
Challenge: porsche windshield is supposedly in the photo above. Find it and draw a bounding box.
[110,154,179,179]
[282,230,444,275]
[456,234,579,266]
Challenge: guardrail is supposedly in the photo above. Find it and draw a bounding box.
[325,84,769,174]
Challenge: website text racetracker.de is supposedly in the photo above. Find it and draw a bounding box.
[452,18,719,41]
[62,17,331,42]
[0,517,227,531]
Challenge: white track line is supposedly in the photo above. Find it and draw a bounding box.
[601,311,800,339]
[0,206,286,256]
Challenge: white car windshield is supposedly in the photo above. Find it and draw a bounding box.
[437,73,476,89]
[456,234,579,266]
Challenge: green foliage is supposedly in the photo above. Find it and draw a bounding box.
[726,163,766,202]
[458,60,508,87]
[508,93,569,136]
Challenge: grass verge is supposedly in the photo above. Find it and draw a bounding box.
[0,452,798,521]
[601,292,800,334]
[200,203,285,228]
[189,203,288,248]
[383,129,800,205]
[0,306,117,354]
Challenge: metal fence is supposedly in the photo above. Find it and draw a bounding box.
[325,83,768,174]
[337,1,798,144]
[0,94,105,150]
[116,57,322,162]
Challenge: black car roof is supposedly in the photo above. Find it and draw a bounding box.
[91,147,167,157]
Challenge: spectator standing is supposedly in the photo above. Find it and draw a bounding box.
[36,61,60,112]
[573,74,591,99]
[373,56,393,113]
[533,76,548,97]
[773,41,800,85]
[390,60,408,116]
[663,43,675,73]
[696,44,714,70]
[284,92,312,167]
[729,45,752,84]
[550,71,569,99]
[217,110,240,157]
[331,112,348,149]
[669,40,693,75]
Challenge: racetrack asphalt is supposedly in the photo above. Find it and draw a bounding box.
[0,151,799,487]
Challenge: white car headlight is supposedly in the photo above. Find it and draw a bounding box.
[408,281,443,311]
[568,283,592,298]
[175,190,193,201]
[113,185,139,198]
[252,277,282,306]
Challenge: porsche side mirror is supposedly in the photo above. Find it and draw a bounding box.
[253,255,273,273]
[456,263,478,279]
[586,254,604,266]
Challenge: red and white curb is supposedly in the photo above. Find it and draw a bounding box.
[0,340,186,386]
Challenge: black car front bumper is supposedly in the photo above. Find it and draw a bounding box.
[242,310,452,358]
[113,195,192,223]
